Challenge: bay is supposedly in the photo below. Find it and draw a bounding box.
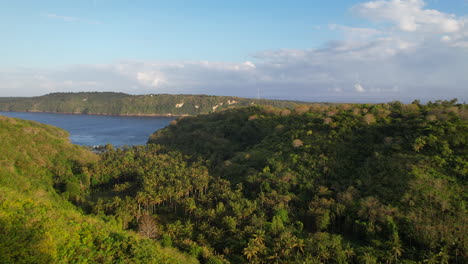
[0,112,175,146]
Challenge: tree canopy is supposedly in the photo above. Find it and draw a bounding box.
[1,99,466,263]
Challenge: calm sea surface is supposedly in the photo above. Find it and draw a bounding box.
[0,112,175,146]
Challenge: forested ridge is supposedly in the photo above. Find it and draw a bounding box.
[91,100,466,263]
[0,92,309,116]
[1,99,467,263]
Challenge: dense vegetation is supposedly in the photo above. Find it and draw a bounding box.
[82,100,466,263]
[0,115,198,263]
[2,99,466,263]
[0,92,309,116]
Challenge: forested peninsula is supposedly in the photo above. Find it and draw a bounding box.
[0,92,308,116]
[1,99,467,263]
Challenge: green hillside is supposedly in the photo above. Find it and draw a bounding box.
[0,92,311,116]
[2,99,466,263]
[88,100,466,263]
[0,115,198,264]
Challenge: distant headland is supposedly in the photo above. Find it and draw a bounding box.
[0,92,316,116]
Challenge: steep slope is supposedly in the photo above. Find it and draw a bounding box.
[0,115,198,264]
[0,92,311,116]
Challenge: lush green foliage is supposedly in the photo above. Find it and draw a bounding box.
[0,116,198,264]
[2,99,466,263]
[0,92,310,116]
[87,100,467,263]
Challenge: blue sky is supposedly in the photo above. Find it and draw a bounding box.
[1,0,467,102]
[1,0,360,66]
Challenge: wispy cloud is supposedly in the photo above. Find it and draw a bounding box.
[353,0,463,33]
[45,13,102,25]
[328,24,383,40]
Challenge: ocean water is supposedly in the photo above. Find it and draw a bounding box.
[0,112,175,146]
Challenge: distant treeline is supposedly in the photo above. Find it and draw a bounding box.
[0,92,314,116]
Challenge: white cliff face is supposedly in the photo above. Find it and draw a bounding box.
[175,103,184,108]
[227,100,237,105]
[212,102,226,111]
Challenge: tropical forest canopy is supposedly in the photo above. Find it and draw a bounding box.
[0,115,198,264]
[0,99,467,263]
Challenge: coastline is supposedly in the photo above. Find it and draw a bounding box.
[0,110,189,117]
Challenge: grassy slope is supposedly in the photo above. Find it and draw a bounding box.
[0,115,198,264]
[0,92,312,116]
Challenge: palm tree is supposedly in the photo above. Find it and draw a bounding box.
[243,245,258,263]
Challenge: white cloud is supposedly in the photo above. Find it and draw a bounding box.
[1,37,466,102]
[45,13,102,25]
[0,1,466,103]
[136,72,166,88]
[243,61,256,69]
[353,0,463,33]
[354,83,366,93]
[441,35,451,42]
